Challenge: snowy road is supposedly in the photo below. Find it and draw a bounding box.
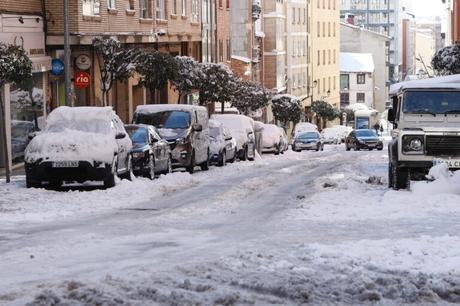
[1,146,460,305]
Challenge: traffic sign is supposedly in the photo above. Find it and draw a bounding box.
[51,59,65,76]
[74,71,91,89]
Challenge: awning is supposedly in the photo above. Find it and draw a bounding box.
[31,56,52,73]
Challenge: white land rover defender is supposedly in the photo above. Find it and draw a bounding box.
[388,81,460,190]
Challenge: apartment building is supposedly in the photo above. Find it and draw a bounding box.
[402,15,416,79]
[447,0,460,43]
[216,0,232,66]
[415,29,436,77]
[340,0,403,83]
[311,0,340,125]
[44,0,203,122]
[0,1,52,169]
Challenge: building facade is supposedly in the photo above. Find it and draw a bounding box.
[0,1,52,168]
[415,29,436,77]
[402,15,416,79]
[340,52,375,109]
[340,22,390,111]
[311,0,340,125]
[340,0,403,83]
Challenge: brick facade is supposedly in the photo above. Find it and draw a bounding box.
[0,1,42,15]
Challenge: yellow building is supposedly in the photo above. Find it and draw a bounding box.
[310,0,340,126]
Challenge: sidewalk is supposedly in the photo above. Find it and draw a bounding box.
[0,162,25,177]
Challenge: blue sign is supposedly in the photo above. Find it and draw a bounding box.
[51,59,65,76]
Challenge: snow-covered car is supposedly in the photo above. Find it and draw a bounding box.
[24,107,132,189]
[11,120,36,161]
[133,104,210,174]
[321,125,352,144]
[345,129,383,151]
[208,119,237,166]
[292,131,324,152]
[262,124,283,154]
[278,127,289,153]
[294,122,318,137]
[125,124,172,179]
[211,114,256,161]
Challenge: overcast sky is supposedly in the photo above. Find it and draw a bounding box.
[410,0,447,18]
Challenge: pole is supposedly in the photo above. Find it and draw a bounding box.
[0,87,11,183]
[64,0,72,107]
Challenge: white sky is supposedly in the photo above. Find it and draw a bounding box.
[409,0,447,18]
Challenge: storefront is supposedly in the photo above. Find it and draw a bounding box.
[0,14,51,169]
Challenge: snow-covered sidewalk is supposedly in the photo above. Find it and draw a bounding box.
[1,146,460,305]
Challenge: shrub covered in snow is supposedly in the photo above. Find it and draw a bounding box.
[198,63,239,106]
[271,94,303,130]
[231,80,272,115]
[136,50,178,104]
[93,38,140,106]
[0,43,32,88]
[431,43,460,75]
[172,56,204,103]
[311,100,340,129]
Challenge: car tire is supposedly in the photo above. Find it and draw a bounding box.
[392,165,410,190]
[200,151,210,171]
[321,144,324,151]
[275,144,280,155]
[346,145,350,151]
[187,151,196,174]
[49,180,62,189]
[241,146,248,161]
[230,151,237,163]
[165,155,173,174]
[104,160,117,189]
[119,156,133,181]
[378,147,384,151]
[26,176,41,188]
[248,147,255,161]
[218,151,226,167]
[145,155,155,180]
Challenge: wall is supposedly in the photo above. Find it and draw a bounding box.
[342,71,375,108]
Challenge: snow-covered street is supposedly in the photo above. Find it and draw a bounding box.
[1,146,460,305]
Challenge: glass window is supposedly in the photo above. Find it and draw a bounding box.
[181,0,186,15]
[126,127,149,144]
[108,0,116,9]
[340,74,349,90]
[192,0,199,21]
[403,91,460,114]
[357,73,366,84]
[82,0,101,16]
[357,92,365,103]
[135,111,191,129]
[140,0,153,18]
[156,0,165,19]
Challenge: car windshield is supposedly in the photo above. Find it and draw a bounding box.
[356,130,377,138]
[126,127,148,144]
[46,119,111,134]
[403,91,460,114]
[136,111,191,129]
[298,132,319,140]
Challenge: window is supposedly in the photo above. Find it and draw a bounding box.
[317,21,320,37]
[328,22,331,36]
[171,0,177,15]
[333,49,336,64]
[226,0,229,9]
[140,0,153,18]
[328,49,331,64]
[333,22,336,37]
[219,0,222,8]
[192,0,199,21]
[292,8,296,24]
[156,0,165,19]
[340,93,350,106]
[83,0,100,15]
[127,0,135,10]
[298,8,301,24]
[219,40,223,62]
[357,92,365,103]
[303,9,306,24]
[108,0,116,9]
[323,77,326,92]
[181,0,186,15]
[323,22,325,37]
[340,74,349,90]
[323,50,325,65]
[317,50,320,65]
[357,73,366,84]
[317,79,321,94]
[334,76,336,90]
[226,39,230,60]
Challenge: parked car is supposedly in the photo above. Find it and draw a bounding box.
[294,122,318,137]
[321,125,353,144]
[125,124,172,179]
[292,131,324,152]
[345,129,383,151]
[208,119,237,166]
[278,127,289,153]
[24,106,132,189]
[211,114,256,161]
[262,124,283,154]
[11,120,35,161]
[133,104,210,174]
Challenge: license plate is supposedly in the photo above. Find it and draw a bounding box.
[52,161,79,168]
[433,159,460,168]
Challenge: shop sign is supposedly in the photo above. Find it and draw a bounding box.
[75,54,92,70]
[74,71,91,89]
[51,59,65,76]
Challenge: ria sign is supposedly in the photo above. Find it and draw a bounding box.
[74,71,91,89]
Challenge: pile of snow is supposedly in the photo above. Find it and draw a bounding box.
[321,125,352,143]
[211,114,254,150]
[412,164,460,196]
[294,122,317,136]
[262,124,281,148]
[25,107,121,164]
[208,119,225,155]
[346,103,369,112]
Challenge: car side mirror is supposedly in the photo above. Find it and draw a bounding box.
[115,133,126,139]
[150,137,159,143]
[193,123,203,132]
[388,108,395,123]
[225,136,232,141]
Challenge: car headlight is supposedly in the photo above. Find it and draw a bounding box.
[402,135,424,154]
[176,137,186,145]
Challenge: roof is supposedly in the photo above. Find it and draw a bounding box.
[135,104,207,114]
[389,74,460,95]
[340,22,391,40]
[340,52,375,73]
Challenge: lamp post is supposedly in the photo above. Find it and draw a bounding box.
[64,0,72,107]
[306,80,318,122]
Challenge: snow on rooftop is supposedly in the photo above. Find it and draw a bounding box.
[340,52,375,73]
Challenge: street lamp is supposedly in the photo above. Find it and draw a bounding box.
[64,0,72,107]
[306,80,318,123]
[321,90,331,100]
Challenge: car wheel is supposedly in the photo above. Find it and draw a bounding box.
[218,151,226,167]
[378,147,384,151]
[166,155,173,174]
[248,147,255,161]
[321,144,324,151]
[241,146,248,161]
[186,151,196,174]
[388,163,394,188]
[392,165,410,190]
[26,176,41,188]
[346,145,350,151]
[275,144,280,155]
[230,151,237,163]
[120,156,133,180]
[145,155,155,180]
[104,161,117,189]
[200,151,210,171]
[49,180,62,189]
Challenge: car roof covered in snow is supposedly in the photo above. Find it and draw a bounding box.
[390,75,460,95]
[47,106,115,124]
[135,104,207,114]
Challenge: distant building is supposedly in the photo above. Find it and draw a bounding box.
[340,52,375,110]
[402,14,417,79]
[415,29,436,77]
[340,0,403,83]
[340,23,390,111]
